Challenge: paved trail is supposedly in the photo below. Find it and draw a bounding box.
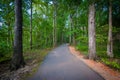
[29,44,105,80]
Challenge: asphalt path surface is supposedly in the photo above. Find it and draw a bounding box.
[29,44,105,80]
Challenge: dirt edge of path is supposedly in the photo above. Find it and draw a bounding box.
[69,46,120,80]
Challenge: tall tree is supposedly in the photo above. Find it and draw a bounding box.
[53,0,57,47]
[107,0,113,57]
[69,14,72,44]
[88,1,96,60]
[30,0,32,49]
[10,0,25,70]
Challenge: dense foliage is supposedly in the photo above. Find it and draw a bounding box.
[0,0,120,69]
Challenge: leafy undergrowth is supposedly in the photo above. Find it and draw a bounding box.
[76,44,120,71]
[0,48,51,80]
[101,58,120,70]
[76,42,88,55]
[0,52,12,63]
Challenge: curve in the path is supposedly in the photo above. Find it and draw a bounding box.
[29,44,105,80]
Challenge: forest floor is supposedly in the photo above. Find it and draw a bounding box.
[0,48,51,80]
[69,46,120,80]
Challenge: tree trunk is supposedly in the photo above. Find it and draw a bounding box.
[53,0,57,47]
[72,23,76,45]
[10,0,25,70]
[30,0,32,49]
[88,2,96,60]
[107,0,113,58]
[61,32,63,43]
[69,14,72,44]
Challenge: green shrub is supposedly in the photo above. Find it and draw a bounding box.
[101,58,120,70]
[0,41,11,57]
[76,42,88,55]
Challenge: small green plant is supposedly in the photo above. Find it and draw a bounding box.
[0,41,11,57]
[101,58,120,70]
[76,42,88,55]
[0,41,12,62]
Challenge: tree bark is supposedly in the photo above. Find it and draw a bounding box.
[69,15,72,44]
[53,0,57,47]
[61,31,63,43]
[107,0,113,58]
[10,0,25,70]
[30,0,32,49]
[88,2,96,60]
[72,24,76,45]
